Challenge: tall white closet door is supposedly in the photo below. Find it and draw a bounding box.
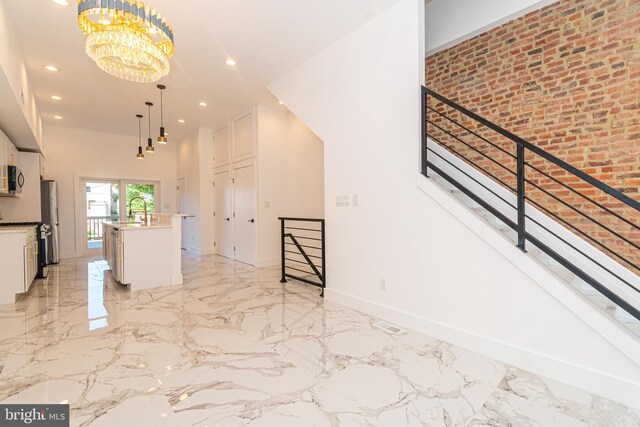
[233,164,256,265]
[213,170,234,259]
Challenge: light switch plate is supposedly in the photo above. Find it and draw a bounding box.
[336,195,350,207]
[264,201,271,208]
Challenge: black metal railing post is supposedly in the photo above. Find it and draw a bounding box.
[422,86,429,177]
[516,143,527,252]
[320,219,326,297]
[279,218,287,284]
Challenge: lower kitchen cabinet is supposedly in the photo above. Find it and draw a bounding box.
[0,226,38,304]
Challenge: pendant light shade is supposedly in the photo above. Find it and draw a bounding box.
[157,84,168,144]
[136,114,144,160]
[145,102,155,153]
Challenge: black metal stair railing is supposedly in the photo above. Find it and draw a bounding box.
[421,86,640,322]
[279,217,326,296]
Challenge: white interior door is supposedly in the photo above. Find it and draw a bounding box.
[177,178,188,250]
[233,164,256,265]
[213,170,234,259]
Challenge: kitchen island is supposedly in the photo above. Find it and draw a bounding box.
[102,214,185,291]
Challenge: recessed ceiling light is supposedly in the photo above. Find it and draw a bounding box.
[44,65,59,72]
[225,58,236,66]
[278,100,284,105]
[54,115,63,120]
[178,119,185,123]
[50,0,69,5]
[199,102,207,107]
[51,95,62,101]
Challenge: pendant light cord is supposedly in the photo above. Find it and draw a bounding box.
[138,116,142,147]
[148,104,152,138]
[160,89,164,127]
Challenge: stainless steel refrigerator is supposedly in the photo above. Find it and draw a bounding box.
[41,180,60,264]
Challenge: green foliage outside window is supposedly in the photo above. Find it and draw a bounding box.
[126,184,155,217]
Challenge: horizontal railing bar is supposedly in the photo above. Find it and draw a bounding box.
[285,242,322,251]
[285,250,322,260]
[525,214,640,293]
[285,257,322,268]
[288,236,322,242]
[427,145,517,210]
[284,226,322,232]
[427,135,517,192]
[426,105,517,160]
[525,196,640,272]
[525,162,640,232]
[525,233,640,321]
[427,119,517,177]
[426,161,518,231]
[525,179,640,251]
[424,86,640,211]
[286,265,319,277]
[279,217,325,223]
[284,273,324,288]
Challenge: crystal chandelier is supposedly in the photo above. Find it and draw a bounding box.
[78,0,175,83]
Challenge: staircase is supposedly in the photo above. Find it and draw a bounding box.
[421,86,640,340]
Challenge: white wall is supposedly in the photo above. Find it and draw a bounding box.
[177,128,214,255]
[256,106,324,266]
[0,152,41,223]
[425,0,560,55]
[269,0,640,408]
[43,125,178,259]
[0,1,43,152]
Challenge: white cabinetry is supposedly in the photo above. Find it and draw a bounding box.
[212,124,230,168]
[232,112,256,161]
[0,128,19,195]
[102,222,175,290]
[0,226,38,305]
[23,227,38,290]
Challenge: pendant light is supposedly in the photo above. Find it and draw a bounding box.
[157,84,168,144]
[145,102,155,153]
[136,114,144,160]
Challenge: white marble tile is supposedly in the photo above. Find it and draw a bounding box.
[0,254,638,427]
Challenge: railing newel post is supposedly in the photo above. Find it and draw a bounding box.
[422,86,429,177]
[516,143,527,252]
[321,219,326,298]
[280,218,287,284]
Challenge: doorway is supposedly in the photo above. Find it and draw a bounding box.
[233,164,256,265]
[213,170,233,259]
[79,178,159,255]
[212,164,256,265]
[83,181,120,251]
[177,177,188,250]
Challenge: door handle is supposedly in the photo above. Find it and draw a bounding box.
[248,219,255,223]
[225,218,230,221]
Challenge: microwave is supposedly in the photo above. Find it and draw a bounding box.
[8,165,24,195]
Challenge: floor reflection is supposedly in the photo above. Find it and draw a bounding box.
[0,254,636,427]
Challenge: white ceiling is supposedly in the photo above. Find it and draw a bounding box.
[3,0,400,142]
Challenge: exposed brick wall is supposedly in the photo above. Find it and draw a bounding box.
[426,0,640,273]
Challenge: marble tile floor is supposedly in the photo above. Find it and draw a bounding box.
[0,254,638,427]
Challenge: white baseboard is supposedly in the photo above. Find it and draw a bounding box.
[185,246,215,256]
[325,288,640,410]
[256,257,280,268]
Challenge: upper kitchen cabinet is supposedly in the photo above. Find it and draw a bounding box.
[212,124,230,167]
[0,128,19,195]
[232,110,256,162]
